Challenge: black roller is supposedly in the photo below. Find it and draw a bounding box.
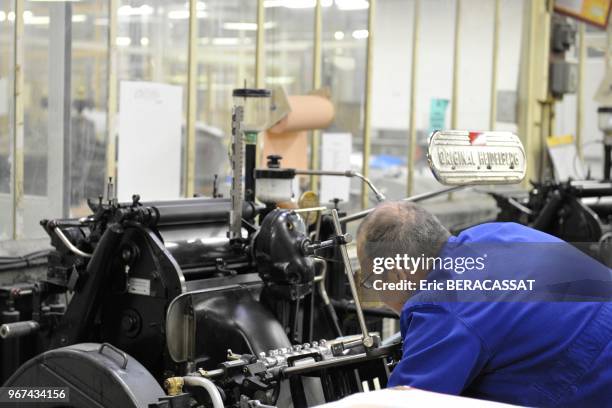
[139,198,257,226]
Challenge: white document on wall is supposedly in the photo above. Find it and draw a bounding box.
[320,133,352,203]
[118,81,182,201]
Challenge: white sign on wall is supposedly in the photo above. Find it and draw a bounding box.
[320,133,352,203]
[118,81,183,201]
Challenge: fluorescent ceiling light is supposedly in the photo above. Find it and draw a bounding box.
[284,0,316,8]
[212,37,240,45]
[118,5,154,17]
[168,10,207,19]
[264,0,332,8]
[24,11,50,26]
[140,37,150,46]
[264,0,284,7]
[223,22,276,31]
[7,12,15,22]
[336,0,369,10]
[334,31,344,40]
[351,29,368,39]
[116,37,131,46]
[0,12,5,22]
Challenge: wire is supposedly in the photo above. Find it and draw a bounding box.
[0,249,51,271]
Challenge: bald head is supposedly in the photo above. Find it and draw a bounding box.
[357,201,450,269]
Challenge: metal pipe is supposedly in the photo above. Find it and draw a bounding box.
[450,0,462,129]
[295,169,386,202]
[185,0,198,197]
[53,227,93,258]
[338,185,467,223]
[361,0,376,209]
[489,0,500,130]
[310,0,323,192]
[183,376,224,408]
[330,209,373,347]
[407,0,420,197]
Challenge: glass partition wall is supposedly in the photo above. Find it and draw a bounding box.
[1,0,536,240]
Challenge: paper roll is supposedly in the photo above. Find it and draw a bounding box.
[268,95,335,134]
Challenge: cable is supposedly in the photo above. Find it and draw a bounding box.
[0,249,51,271]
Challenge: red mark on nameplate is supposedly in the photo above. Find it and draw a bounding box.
[468,132,486,145]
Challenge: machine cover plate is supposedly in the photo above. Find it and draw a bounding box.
[427,130,526,185]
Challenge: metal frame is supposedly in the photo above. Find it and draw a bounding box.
[11,0,24,239]
[361,0,376,209]
[105,0,118,192]
[184,0,198,197]
[310,0,323,192]
[576,22,585,161]
[450,0,462,129]
[256,0,265,88]
[407,0,421,197]
[518,0,553,184]
[3,0,552,241]
[490,0,500,130]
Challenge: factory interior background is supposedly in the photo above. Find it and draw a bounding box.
[0,0,607,246]
[1,0,612,406]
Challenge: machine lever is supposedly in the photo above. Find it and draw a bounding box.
[302,234,352,255]
[330,209,374,348]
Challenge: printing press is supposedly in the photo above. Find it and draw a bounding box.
[0,90,529,407]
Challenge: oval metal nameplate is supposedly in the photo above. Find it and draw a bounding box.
[427,130,527,185]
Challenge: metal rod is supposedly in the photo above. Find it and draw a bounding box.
[330,209,373,347]
[489,0,500,130]
[295,169,386,202]
[54,227,93,258]
[361,0,376,209]
[338,185,467,224]
[310,0,323,192]
[407,0,420,197]
[185,0,198,197]
[105,0,118,192]
[12,0,25,239]
[450,0,461,129]
[576,22,585,162]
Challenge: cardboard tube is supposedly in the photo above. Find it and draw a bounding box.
[268,95,334,134]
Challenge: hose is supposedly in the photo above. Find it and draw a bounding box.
[183,376,224,408]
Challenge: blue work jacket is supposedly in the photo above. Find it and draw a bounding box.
[388,222,612,407]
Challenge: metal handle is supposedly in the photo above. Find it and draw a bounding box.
[0,320,40,339]
[98,343,128,369]
[53,227,93,258]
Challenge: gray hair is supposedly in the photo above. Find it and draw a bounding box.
[357,201,450,265]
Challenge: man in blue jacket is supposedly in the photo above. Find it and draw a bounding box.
[357,201,612,407]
